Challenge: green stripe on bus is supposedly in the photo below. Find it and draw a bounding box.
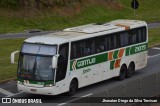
[126,47,130,56]
[110,60,115,70]
[113,50,119,59]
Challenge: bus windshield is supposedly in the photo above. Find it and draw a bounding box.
[18,43,57,81]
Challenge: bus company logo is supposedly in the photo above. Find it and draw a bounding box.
[2,98,11,103]
[72,58,96,70]
[72,60,77,70]
[77,58,96,68]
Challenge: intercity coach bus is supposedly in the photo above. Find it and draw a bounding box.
[11,20,148,96]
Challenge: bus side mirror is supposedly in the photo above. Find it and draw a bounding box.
[11,50,20,64]
[52,54,59,69]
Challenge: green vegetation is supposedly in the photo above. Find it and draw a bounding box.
[0,38,24,81]
[148,27,160,46]
[0,28,160,81]
[0,0,160,33]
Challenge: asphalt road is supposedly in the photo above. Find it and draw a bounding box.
[1,47,160,106]
[0,23,160,39]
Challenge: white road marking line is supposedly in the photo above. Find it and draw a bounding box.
[81,93,93,97]
[57,93,93,106]
[6,92,23,97]
[57,103,67,106]
[147,56,151,58]
[0,88,14,96]
[152,47,160,50]
[148,54,160,58]
[57,97,82,106]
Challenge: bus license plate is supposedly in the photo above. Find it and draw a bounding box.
[30,89,37,92]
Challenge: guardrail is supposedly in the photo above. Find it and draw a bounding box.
[67,72,160,106]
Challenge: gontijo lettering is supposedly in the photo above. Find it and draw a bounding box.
[77,58,96,67]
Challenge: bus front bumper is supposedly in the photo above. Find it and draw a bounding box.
[17,83,57,95]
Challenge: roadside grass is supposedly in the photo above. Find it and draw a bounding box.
[0,27,160,81]
[0,0,160,34]
[0,38,24,81]
[148,27,160,46]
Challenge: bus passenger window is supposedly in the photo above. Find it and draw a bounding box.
[137,29,142,43]
[109,35,115,50]
[84,48,90,55]
[84,39,94,56]
[115,34,121,48]
[75,43,82,58]
[105,36,109,51]
[128,33,132,45]
[95,37,105,53]
[121,32,129,47]
[71,44,76,59]
[131,30,137,44]
[120,33,125,47]
[71,41,85,59]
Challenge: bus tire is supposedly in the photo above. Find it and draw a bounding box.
[118,65,127,80]
[126,62,135,78]
[68,79,78,96]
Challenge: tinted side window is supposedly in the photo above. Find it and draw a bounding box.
[131,30,137,44]
[71,41,84,59]
[135,27,147,43]
[105,36,110,51]
[120,32,129,47]
[71,43,76,59]
[75,41,84,58]
[95,36,106,53]
[136,29,142,43]
[115,34,121,48]
[84,39,95,56]
[109,35,115,50]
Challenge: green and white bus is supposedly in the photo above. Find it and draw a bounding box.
[11,19,148,96]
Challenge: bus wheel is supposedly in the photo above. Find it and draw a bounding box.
[126,62,135,78]
[68,79,78,96]
[118,65,127,80]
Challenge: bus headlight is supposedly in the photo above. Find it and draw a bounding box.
[44,84,54,87]
[17,81,23,85]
